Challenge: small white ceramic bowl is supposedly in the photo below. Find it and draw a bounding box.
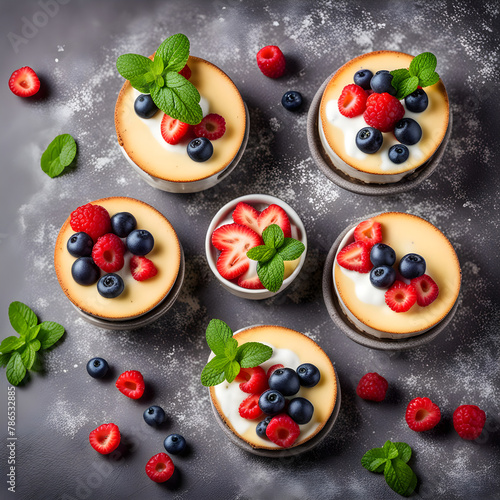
[205,194,307,300]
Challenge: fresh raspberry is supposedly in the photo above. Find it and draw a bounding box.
[353,219,383,248]
[453,405,486,440]
[130,255,158,281]
[256,45,286,78]
[411,274,439,307]
[115,370,145,399]
[336,241,373,273]
[363,92,405,132]
[89,423,121,454]
[9,66,40,97]
[91,233,125,273]
[266,414,300,448]
[235,366,269,394]
[179,64,191,80]
[356,372,388,402]
[266,364,284,379]
[194,113,226,140]
[385,281,417,313]
[405,397,441,432]
[338,84,367,118]
[70,203,111,243]
[239,394,264,420]
[145,453,175,483]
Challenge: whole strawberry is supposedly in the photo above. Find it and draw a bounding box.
[453,404,486,440]
[356,372,388,402]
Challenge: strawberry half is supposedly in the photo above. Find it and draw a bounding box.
[385,281,417,312]
[239,394,264,420]
[336,241,372,273]
[160,114,190,145]
[130,255,158,281]
[115,370,145,399]
[194,113,226,140]
[411,274,439,306]
[237,274,265,289]
[337,84,367,118]
[89,423,121,454]
[9,67,40,97]
[353,219,382,248]
[235,366,269,394]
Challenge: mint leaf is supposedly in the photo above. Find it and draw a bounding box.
[20,343,36,370]
[128,75,153,94]
[409,52,437,77]
[418,68,440,87]
[25,324,40,343]
[225,360,241,383]
[152,55,164,76]
[0,353,11,368]
[262,224,284,249]
[6,352,26,386]
[235,342,273,368]
[0,336,25,354]
[394,442,412,463]
[41,134,77,178]
[390,68,410,88]
[201,355,229,387]
[206,319,233,356]
[257,254,285,293]
[277,238,305,261]
[247,245,276,263]
[156,33,190,73]
[383,440,399,460]
[384,458,417,497]
[30,339,41,352]
[116,53,153,81]
[37,321,65,349]
[395,76,419,100]
[8,301,37,335]
[224,337,238,361]
[361,448,388,472]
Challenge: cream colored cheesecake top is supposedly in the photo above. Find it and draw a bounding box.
[210,325,337,449]
[115,56,246,183]
[334,212,461,335]
[320,51,449,176]
[54,197,181,320]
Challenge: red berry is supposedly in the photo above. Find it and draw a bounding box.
[385,281,417,312]
[115,370,145,399]
[336,241,373,273]
[256,45,286,78]
[235,366,269,394]
[411,274,439,307]
[453,404,486,440]
[145,453,175,483]
[194,113,226,141]
[9,66,40,97]
[353,219,382,248]
[266,414,300,448]
[232,202,260,234]
[179,64,191,80]
[70,203,111,243]
[356,372,388,402]
[160,114,191,145]
[89,423,121,454]
[237,275,265,289]
[363,92,405,132]
[130,255,158,281]
[338,84,367,118]
[91,233,125,273]
[405,397,441,432]
[256,204,292,238]
[239,394,264,420]
[266,364,284,379]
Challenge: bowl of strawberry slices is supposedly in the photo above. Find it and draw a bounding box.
[205,194,307,299]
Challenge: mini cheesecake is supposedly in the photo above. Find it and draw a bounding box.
[319,51,449,184]
[115,56,247,192]
[210,326,338,450]
[333,212,461,338]
[54,197,181,320]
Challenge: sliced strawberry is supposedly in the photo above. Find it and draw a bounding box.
[179,64,191,80]
[338,84,367,118]
[239,394,264,420]
[266,414,300,448]
[235,366,269,394]
[130,255,158,281]
[411,274,439,306]
[266,364,284,379]
[193,113,226,140]
[237,274,265,289]
[89,423,121,454]
[257,204,291,237]
[336,241,372,273]
[9,67,40,97]
[385,281,417,313]
[160,114,190,145]
[353,219,382,248]
[232,202,261,234]
[115,370,145,399]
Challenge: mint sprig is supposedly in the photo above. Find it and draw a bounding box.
[247,224,305,293]
[40,133,77,178]
[116,33,203,125]
[201,319,272,387]
[0,302,65,386]
[362,440,417,497]
[390,52,440,100]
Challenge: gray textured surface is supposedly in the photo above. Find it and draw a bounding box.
[1,1,499,499]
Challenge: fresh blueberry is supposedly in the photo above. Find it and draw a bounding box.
[164,434,187,455]
[405,88,428,113]
[86,357,109,379]
[134,94,158,119]
[143,406,166,426]
[256,416,272,439]
[356,127,383,154]
[296,363,321,388]
[353,69,373,90]
[388,144,409,164]
[375,70,389,74]
[281,90,303,111]
[97,273,124,298]
[399,253,426,279]
[67,232,93,257]
[370,243,396,267]
[268,368,300,397]
[259,389,286,416]
[287,397,314,425]
[394,118,422,145]
[126,229,154,256]
[187,137,213,162]
[110,212,137,238]
[370,265,397,289]
[71,257,100,286]
[370,71,396,95]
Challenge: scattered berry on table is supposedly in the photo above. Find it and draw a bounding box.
[405,88,428,113]
[126,229,154,256]
[259,389,286,416]
[281,91,303,111]
[338,84,367,118]
[266,414,300,448]
[187,137,213,162]
[370,265,396,289]
[237,274,265,289]
[256,45,286,78]
[411,274,439,307]
[239,393,264,420]
[70,203,111,243]
[453,405,486,440]
[296,363,321,388]
[86,357,109,379]
[385,281,417,313]
[356,127,383,154]
[356,372,388,402]
[110,212,137,238]
[363,92,405,133]
[164,434,187,455]
[134,94,158,119]
[336,241,373,273]
[130,255,158,281]
[256,416,272,438]
[287,397,314,425]
[388,144,409,164]
[143,406,166,426]
[89,423,120,454]
[179,64,191,80]
[194,113,226,140]
[405,397,441,432]
[370,243,396,267]
[9,66,40,97]
[97,273,124,299]
[268,367,300,397]
[394,118,422,145]
[235,366,269,394]
[370,71,396,95]
[160,114,190,145]
[115,370,145,399]
[71,257,100,286]
[399,253,426,279]
[353,69,373,90]
[354,219,382,248]
[92,233,125,273]
[67,232,93,258]
[267,364,285,379]
[145,453,174,483]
